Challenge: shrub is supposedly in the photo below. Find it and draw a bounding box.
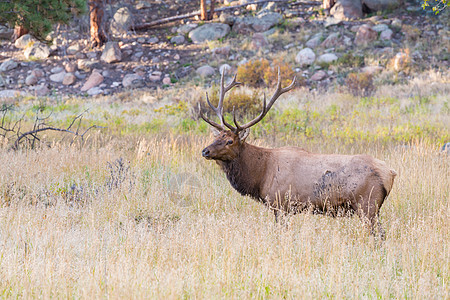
[236,59,270,87]
[345,72,376,97]
[203,88,263,118]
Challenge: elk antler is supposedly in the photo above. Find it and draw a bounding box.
[199,67,296,133]
[199,70,241,131]
[232,67,296,132]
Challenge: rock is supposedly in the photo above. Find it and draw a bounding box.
[62,73,76,86]
[67,43,82,55]
[86,51,98,59]
[177,23,198,34]
[0,90,26,98]
[110,7,134,36]
[31,69,45,78]
[49,71,66,83]
[64,62,77,73]
[361,66,384,75]
[252,33,269,49]
[354,24,378,46]
[362,0,401,12]
[219,13,236,25]
[295,48,316,66]
[81,72,104,91]
[100,42,122,63]
[330,0,363,20]
[33,84,49,96]
[24,42,51,60]
[212,46,231,56]
[51,66,64,73]
[171,35,185,44]
[148,37,159,44]
[162,77,171,85]
[372,24,389,32]
[233,12,282,34]
[311,70,327,81]
[122,74,144,88]
[324,17,343,28]
[391,18,402,31]
[136,1,151,9]
[219,64,232,75]
[0,59,18,72]
[87,87,103,96]
[380,29,393,40]
[25,74,38,86]
[149,71,162,82]
[77,59,99,71]
[196,65,215,77]
[189,23,231,44]
[306,33,323,48]
[321,33,340,48]
[0,25,13,39]
[14,34,36,49]
[317,53,338,64]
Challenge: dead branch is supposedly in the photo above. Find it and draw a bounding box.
[135,0,296,30]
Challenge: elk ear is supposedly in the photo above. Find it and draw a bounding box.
[238,128,250,141]
[211,127,221,137]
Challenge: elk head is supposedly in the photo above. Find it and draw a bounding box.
[200,68,297,161]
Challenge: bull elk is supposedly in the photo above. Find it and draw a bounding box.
[199,69,397,238]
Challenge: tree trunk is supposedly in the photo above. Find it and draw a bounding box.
[89,0,107,48]
[13,25,28,41]
[200,0,208,20]
[210,0,215,19]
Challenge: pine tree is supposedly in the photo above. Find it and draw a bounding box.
[0,0,86,40]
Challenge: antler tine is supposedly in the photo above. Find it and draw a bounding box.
[233,67,296,132]
[198,102,224,131]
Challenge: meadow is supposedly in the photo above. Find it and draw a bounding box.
[0,73,448,298]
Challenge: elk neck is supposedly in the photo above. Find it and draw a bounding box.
[217,142,269,202]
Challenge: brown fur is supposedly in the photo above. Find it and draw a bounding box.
[202,130,397,236]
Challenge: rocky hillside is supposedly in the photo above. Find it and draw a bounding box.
[0,0,448,98]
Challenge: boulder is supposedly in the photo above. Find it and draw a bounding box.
[295,48,316,66]
[317,53,338,64]
[177,23,198,34]
[311,70,327,81]
[0,59,18,72]
[196,65,215,77]
[100,42,122,63]
[170,35,185,44]
[62,73,76,86]
[252,33,269,49]
[354,24,378,46]
[24,42,51,60]
[81,72,104,91]
[49,71,66,83]
[0,25,13,39]
[232,12,283,34]
[14,34,36,49]
[25,74,38,86]
[380,29,393,40]
[330,0,363,20]
[189,23,230,44]
[321,33,340,48]
[110,7,134,36]
[122,74,144,88]
[306,33,323,48]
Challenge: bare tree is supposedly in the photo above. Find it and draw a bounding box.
[200,0,215,20]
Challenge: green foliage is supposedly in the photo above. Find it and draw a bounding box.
[422,0,448,14]
[0,0,86,40]
[336,53,365,68]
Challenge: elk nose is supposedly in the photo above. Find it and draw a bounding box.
[202,148,210,158]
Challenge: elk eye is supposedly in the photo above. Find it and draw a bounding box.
[226,140,233,145]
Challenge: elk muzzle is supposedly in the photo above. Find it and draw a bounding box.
[202,147,211,159]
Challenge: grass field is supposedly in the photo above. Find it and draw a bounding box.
[0,77,448,298]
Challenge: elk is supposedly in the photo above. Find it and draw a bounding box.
[199,69,397,238]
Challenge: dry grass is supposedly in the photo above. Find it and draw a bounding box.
[0,81,449,298]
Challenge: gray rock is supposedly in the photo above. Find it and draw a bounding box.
[149,71,162,82]
[148,37,159,44]
[86,51,98,59]
[14,34,36,49]
[51,66,64,73]
[317,53,338,64]
[252,32,269,49]
[321,33,340,48]
[324,17,343,28]
[354,24,378,46]
[67,43,82,55]
[81,72,104,91]
[295,48,316,66]
[110,7,134,36]
[0,59,18,72]
[233,12,283,34]
[0,25,13,39]
[25,74,38,86]
[33,84,49,96]
[100,42,122,63]
[212,46,231,56]
[0,89,27,98]
[24,42,51,60]
[87,87,103,96]
[177,23,198,35]
[306,34,323,48]
[136,1,151,9]
[380,29,393,40]
[170,35,185,44]
[77,59,99,71]
[372,24,389,32]
[189,23,231,44]
[362,0,401,12]
[311,70,327,81]
[196,65,215,77]
[219,13,236,25]
[49,71,67,83]
[219,64,232,75]
[122,74,144,88]
[391,18,402,31]
[330,0,363,20]
[64,62,77,73]
[31,69,45,78]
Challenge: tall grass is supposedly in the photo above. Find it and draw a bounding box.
[0,82,448,298]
